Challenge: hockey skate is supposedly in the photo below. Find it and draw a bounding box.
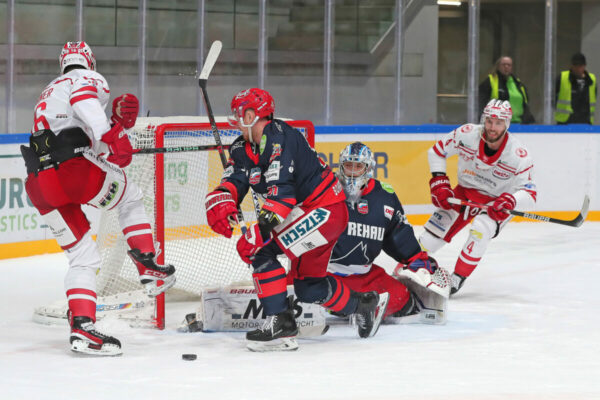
[128,249,176,297]
[450,272,466,296]
[69,315,122,356]
[353,291,389,338]
[246,308,299,352]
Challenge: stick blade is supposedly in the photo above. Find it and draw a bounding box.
[199,40,222,81]
[574,195,590,227]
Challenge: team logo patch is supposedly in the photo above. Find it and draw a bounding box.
[249,167,261,185]
[381,182,395,194]
[357,200,369,214]
[516,148,528,158]
[269,143,282,162]
[278,208,331,249]
[267,185,278,196]
[384,205,394,220]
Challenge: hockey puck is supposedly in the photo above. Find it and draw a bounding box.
[182,353,197,361]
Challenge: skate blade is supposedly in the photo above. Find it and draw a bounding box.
[246,337,299,352]
[71,340,123,356]
[144,275,176,297]
[367,292,389,338]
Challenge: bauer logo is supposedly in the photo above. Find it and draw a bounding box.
[279,208,330,249]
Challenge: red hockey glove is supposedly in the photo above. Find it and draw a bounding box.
[404,251,438,274]
[236,223,271,264]
[111,94,139,129]
[429,175,455,210]
[488,192,516,222]
[101,122,133,168]
[205,190,238,238]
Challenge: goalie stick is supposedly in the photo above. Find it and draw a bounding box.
[447,195,590,227]
[197,40,262,233]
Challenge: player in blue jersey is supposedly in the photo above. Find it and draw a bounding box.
[323,142,450,320]
[204,88,389,351]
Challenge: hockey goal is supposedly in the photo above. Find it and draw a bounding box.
[33,116,315,329]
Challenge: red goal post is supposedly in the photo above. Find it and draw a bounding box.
[33,117,315,329]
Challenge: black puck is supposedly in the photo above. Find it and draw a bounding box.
[182,353,197,361]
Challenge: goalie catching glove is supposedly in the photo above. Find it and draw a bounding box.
[100,122,133,168]
[205,190,238,238]
[236,223,272,264]
[110,93,139,129]
[393,252,451,299]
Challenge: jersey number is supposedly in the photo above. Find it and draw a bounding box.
[33,102,50,132]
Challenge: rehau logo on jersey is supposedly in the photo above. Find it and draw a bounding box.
[347,222,384,241]
[279,208,330,249]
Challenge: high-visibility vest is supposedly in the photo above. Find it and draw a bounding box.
[555,70,597,123]
[489,74,528,121]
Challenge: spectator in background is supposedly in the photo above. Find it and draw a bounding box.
[479,56,535,124]
[555,52,597,125]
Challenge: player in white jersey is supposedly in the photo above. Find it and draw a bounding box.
[21,42,176,356]
[419,99,537,295]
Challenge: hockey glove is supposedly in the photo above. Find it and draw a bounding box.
[404,251,438,274]
[488,192,516,222]
[205,190,238,238]
[100,122,133,168]
[429,175,455,210]
[111,93,139,129]
[236,223,271,264]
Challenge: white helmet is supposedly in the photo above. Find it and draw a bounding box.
[481,99,512,131]
[338,142,375,205]
[59,41,96,74]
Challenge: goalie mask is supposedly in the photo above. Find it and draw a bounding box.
[228,88,275,144]
[60,41,96,74]
[339,142,375,205]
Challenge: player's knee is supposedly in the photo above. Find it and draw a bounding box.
[418,230,446,253]
[293,276,331,304]
[470,216,495,242]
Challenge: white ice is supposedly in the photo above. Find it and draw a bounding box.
[1,222,599,400]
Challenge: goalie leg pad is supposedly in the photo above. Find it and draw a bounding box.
[391,275,448,325]
[394,264,451,299]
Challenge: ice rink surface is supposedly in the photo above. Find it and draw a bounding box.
[1,222,599,400]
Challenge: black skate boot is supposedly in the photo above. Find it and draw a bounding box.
[128,249,176,297]
[353,291,389,338]
[450,272,466,296]
[246,308,299,352]
[69,315,122,356]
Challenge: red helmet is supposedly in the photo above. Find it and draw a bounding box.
[228,88,275,126]
[59,41,96,74]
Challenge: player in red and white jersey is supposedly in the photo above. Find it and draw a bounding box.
[22,42,176,356]
[419,99,537,295]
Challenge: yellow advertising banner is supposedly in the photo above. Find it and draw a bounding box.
[314,140,459,205]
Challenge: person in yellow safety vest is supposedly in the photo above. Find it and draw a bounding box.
[555,52,597,125]
[479,56,535,124]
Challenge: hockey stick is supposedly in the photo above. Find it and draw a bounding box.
[198,40,262,230]
[447,195,590,227]
[132,144,230,154]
